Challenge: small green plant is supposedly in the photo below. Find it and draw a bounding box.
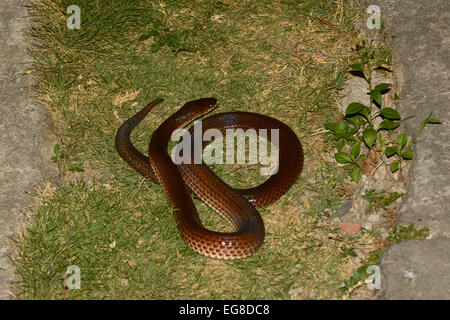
[52,144,84,172]
[51,144,68,163]
[340,246,358,258]
[380,191,402,209]
[138,17,192,53]
[326,41,442,182]
[387,224,429,243]
[340,223,429,296]
[339,248,382,294]
[362,188,403,213]
[416,112,443,141]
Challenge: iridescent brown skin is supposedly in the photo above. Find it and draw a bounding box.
[115,98,304,259]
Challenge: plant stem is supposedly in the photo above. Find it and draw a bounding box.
[367,67,373,127]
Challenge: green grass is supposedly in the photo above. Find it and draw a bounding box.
[12,0,376,299]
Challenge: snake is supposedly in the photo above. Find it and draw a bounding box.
[115,98,303,259]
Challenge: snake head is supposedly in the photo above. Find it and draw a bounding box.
[175,98,218,125]
[184,98,218,113]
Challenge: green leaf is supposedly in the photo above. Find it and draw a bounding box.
[401,150,414,160]
[419,112,442,132]
[360,107,371,121]
[165,34,179,49]
[341,247,357,257]
[67,165,84,172]
[336,138,345,151]
[379,108,401,120]
[53,144,60,155]
[420,116,429,131]
[350,141,361,159]
[150,42,161,52]
[345,115,363,128]
[378,132,386,147]
[140,30,160,42]
[390,161,399,173]
[345,102,365,116]
[349,63,365,73]
[362,128,377,148]
[335,152,354,164]
[374,83,391,91]
[379,120,400,130]
[381,192,403,209]
[370,89,382,105]
[138,32,152,42]
[343,130,356,141]
[351,167,362,182]
[342,164,355,171]
[376,59,392,67]
[385,146,398,157]
[325,122,338,133]
[397,133,407,148]
[357,154,366,164]
[180,30,190,41]
[152,34,161,43]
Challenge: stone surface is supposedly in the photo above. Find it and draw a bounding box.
[377,239,450,299]
[337,199,353,217]
[357,0,450,299]
[0,0,60,299]
[366,0,450,237]
[338,70,392,119]
[336,222,362,234]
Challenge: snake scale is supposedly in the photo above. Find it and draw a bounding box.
[115,98,303,259]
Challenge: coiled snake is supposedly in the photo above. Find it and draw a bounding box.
[115,98,303,259]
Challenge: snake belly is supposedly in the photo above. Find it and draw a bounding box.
[115,98,303,259]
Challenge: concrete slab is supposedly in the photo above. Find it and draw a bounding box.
[0,0,59,299]
[377,239,450,299]
[358,0,450,299]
